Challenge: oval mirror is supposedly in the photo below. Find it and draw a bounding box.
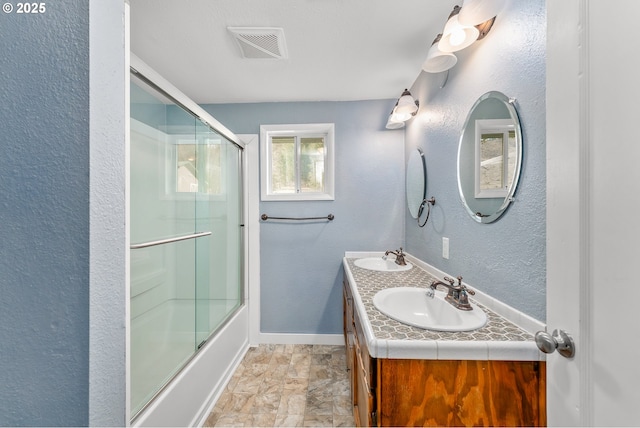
[406,148,426,218]
[457,91,522,223]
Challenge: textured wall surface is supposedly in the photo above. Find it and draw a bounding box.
[0,1,90,425]
[404,0,546,321]
[89,0,127,425]
[203,100,405,334]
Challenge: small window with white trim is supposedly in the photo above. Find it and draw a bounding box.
[260,123,335,201]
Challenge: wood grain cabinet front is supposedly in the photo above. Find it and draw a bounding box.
[343,275,546,427]
[377,358,546,427]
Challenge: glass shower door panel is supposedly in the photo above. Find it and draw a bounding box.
[129,241,196,416]
[130,79,199,417]
[129,83,197,247]
[129,74,244,419]
[194,121,243,344]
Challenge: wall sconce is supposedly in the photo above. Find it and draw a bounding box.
[385,89,419,129]
[458,0,506,30]
[422,0,505,74]
[438,5,479,53]
[422,34,458,73]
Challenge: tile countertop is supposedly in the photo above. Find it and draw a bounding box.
[343,254,546,361]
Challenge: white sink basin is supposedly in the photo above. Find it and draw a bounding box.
[373,287,487,332]
[354,257,413,272]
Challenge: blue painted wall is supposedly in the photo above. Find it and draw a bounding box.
[404,0,546,321]
[202,101,405,334]
[0,1,90,425]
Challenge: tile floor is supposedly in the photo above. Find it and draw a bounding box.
[204,344,355,427]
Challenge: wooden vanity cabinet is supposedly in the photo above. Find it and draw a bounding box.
[377,358,546,427]
[343,279,376,427]
[343,278,546,427]
[343,282,356,402]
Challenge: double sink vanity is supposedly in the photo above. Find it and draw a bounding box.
[342,252,546,427]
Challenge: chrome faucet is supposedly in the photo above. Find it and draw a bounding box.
[429,275,476,311]
[384,247,407,266]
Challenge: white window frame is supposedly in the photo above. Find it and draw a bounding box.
[474,119,515,199]
[260,123,335,201]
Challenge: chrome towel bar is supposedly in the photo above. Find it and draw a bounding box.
[130,231,212,249]
[261,214,334,222]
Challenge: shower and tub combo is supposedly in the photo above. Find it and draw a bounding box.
[129,55,248,426]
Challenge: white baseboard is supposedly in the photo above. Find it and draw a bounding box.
[253,333,344,346]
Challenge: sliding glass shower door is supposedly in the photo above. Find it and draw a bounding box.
[129,74,243,418]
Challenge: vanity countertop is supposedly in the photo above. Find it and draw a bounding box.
[343,257,545,361]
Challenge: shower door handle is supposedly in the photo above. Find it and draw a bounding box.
[130,231,211,249]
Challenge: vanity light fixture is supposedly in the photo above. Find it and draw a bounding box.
[422,0,504,74]
[458,0,506,31]
[422,34,458,73]
[395,89,419,116]
[385,89,419,129]
[385,113,406,129]
[438,5,479,53]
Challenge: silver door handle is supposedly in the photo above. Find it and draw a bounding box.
[535,329,575,358]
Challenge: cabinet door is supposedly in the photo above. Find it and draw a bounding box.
[343,281,357,406]
[355,356,375,427]
[378,359,546,427]
[353,300,376,426]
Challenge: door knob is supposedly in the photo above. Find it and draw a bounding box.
[535,329,575,358]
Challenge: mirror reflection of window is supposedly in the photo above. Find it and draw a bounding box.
[507,130,516,187]
[474,119,514,199]
[479,132,505,192]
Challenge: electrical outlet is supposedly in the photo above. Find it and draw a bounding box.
[442,237,449,259]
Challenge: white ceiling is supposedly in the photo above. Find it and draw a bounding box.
[129,0,457,104]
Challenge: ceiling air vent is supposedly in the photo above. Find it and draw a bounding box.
[228,27,288,59]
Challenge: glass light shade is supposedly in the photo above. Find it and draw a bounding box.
[385,114,405,129]
[395,93,418,116]
[422,42,457,73]
[438,14,479,53]
[391,106,412,122]
[458,0,506,26]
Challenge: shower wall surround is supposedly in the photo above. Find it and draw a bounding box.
[404,0,546,321]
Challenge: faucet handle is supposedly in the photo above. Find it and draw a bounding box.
[443,276,456,286]
[456,276,476,295]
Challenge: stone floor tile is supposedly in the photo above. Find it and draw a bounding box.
[277,393,307,415]
[207,344,352,428]
[274,414,305,427]
[302,414,334,427]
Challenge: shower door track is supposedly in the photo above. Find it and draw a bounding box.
[130,231,211,249]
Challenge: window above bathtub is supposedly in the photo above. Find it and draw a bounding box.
[260,123,335,201]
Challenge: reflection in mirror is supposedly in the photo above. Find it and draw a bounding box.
[474,119,516,199]
[406,149,426,218]
[457,91,522,223]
